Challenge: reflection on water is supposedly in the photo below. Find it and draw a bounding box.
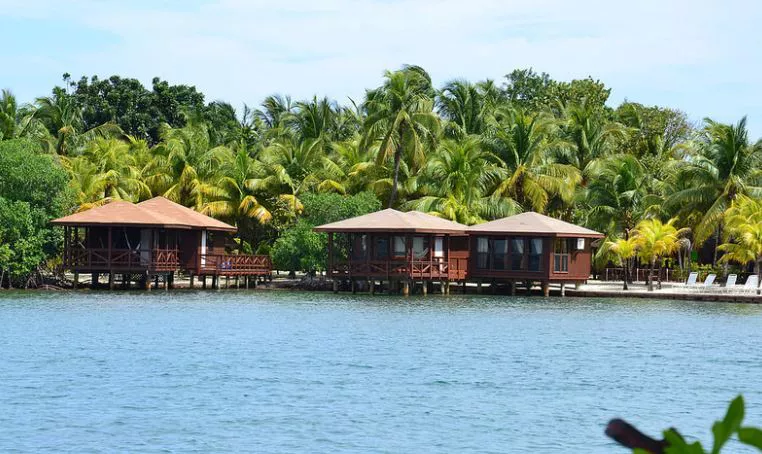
[1,291,761,453]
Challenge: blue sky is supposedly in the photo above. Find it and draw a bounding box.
[1,0,761,138]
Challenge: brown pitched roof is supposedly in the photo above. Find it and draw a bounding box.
[137,197,236,232]
[52,197,237,232]
[468,212,604,238]
[313,208,467,234]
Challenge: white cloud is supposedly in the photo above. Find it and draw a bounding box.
[1,0,761,136]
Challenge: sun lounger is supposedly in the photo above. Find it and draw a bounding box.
[684,272,698,290]
[724,274,737,293]
[741,275,759,294]
[699,273,716,293]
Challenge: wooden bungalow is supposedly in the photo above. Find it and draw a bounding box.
[314,209,469,295]
[467,212,604,295]
[52,197,271,289]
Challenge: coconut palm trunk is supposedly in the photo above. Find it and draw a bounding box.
[647,258,656,291]
[622,259,629,291]
[389,146,402,208]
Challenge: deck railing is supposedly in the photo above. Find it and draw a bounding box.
[63,247,179,271]
[331,257,468,280]
[200,254,272,276]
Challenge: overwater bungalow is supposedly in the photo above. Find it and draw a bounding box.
[52,197,271,289]
[314,209,470,295]
[315,209,603,296]
[468,212,604,295]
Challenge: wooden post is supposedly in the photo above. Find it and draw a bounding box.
[91,273,98,290]
[560,281,566,297]
[510,281,516,296]
[422,281,428,296]
[333,279,339,293]
[73,272,78,290]
[245,276,249,289]
[462,281,466,294]
[189,274,195,289]
[225,275,230,289]
[525,280,532,295]
[402,280,410,296]
[351,279,357,294]
[327,233,334,277]
[108,272,114,290]
[154,274,159,290]
[542,281,550,297]
[202,275,207,289]
[236,276,240,289]
[575,281,581,290]
[167,272,174,290]
[144,273,151,291]
[370,280,375,295]
[477,279,483,294]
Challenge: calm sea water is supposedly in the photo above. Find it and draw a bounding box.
[1,291,761,453]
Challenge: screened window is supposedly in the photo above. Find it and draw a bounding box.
[493,238,508,270]
[554,238,569,272]
[413,236,429,259]
[375,236,389,260]
[528,238,543,271]
[351,234,368,259]
[476,237,489,269]
[393,236,407,258]
[511,237,525,270]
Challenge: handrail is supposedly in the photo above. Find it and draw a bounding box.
[332,256,468,280]
[200,253,272,275]
[63,246,179,271]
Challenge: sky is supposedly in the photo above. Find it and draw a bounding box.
[1,0,761,138]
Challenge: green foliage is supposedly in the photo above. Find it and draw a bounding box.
[271,192,381,273]
[645,396,761,453]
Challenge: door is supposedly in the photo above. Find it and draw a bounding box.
[200,230,207,267]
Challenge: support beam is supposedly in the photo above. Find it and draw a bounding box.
[108,272,114,290]
[560,282,566,297]
[440,281,446,295]
[202,275,207,290]
[402,280,410,296]
[542,281,550,297]
[422,281,428,296]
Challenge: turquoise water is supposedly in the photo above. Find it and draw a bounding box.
[1,291,761,453]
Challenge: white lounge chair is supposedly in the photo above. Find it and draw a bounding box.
[741,275,760,294]
[724,274,738,293]
[699,273,716,293]
[684,272,699,290]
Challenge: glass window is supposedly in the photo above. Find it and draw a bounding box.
[493,238,508,270]
[393,236,407,258]
[375,236,389,260]
[554,238,570,272]
[434,237,444,258]
[528,238,543,271]
[476,237,489,269]
[511,237,525,270]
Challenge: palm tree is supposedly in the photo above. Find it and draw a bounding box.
[555,99,628,178]
[437,80,499,138]
[666,117,762,251]
[631,218,685,291]
[361,65,440,208]
[603,236,638,290]
[405,138,513,224]
[484,106,580,213]
[585,154,663,237]
[201,150,272,248]
[81,138,151,202]
[718,196,762,286]
[146,122,231,208]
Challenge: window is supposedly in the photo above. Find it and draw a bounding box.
[476,237,489,269]
[554,238,569,273]
[393,236,407,258]
[493,238,508,270]
[375,236,389,260]
[511,237,525,270]
[351,234,368,260]
[413,236,429,259]
[528,238,543,271]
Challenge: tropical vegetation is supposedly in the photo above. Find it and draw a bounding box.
[1,67,761,284]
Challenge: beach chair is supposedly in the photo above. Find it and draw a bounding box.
[724,274,738,293]
[684,272,698,290]
[741,275,759,294]
[699,273,716,293]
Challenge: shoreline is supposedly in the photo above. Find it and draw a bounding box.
[5,275,762,304]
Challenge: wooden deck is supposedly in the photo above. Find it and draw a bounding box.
[63,247,180,272]
[330,257,468,281]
